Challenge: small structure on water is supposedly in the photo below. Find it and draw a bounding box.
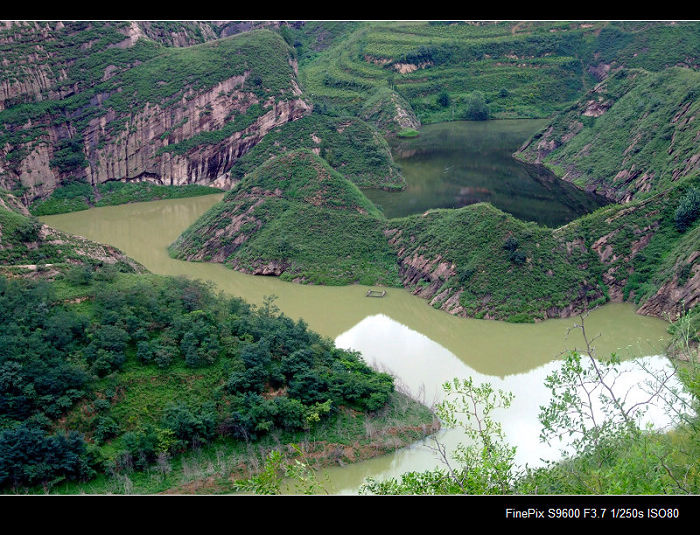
[366,289,387,298]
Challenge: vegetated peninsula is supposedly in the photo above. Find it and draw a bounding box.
[1,20,699,494]
[169,149,401,286]
[0,188,435,493]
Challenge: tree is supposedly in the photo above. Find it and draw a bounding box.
[462,91,489,121]
[674,187,700,232]
[0,425,95,489]
[361,312,699,495]
[521,312,699,494]
[437,91,451,108]
[234,445,326,495]
[361,377,516,494]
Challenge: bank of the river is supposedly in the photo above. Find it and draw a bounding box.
[41,194,671,375]
[365,119,608,227]
[30,182,224,216]
[40,194,676,494]
[160,119,696,324]
[42,390,437,495]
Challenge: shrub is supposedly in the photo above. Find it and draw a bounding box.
[65,265,93,286]
[462,91,489,121]
[0,425,94,488]
[674,187,700,232]
[161,403,217,450]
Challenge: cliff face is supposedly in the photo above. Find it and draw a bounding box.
[0,21,251,111]
[83,81,310,190]
[0,27,311,202]
[638,250,700,318]
[0,21,73,110]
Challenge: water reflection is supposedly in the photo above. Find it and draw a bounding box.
[41,196,680,494]
[364,120,608,227]
[327,314,685,494]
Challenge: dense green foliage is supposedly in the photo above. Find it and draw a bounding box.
[0,425,97,489]
[171,150,401,286]
[30,180,223,216]
[0,272,398,491]
[387,174,699,320]
[227,114,403,190]
[461,91,489,120]
[517,68,700,201]
[298,21,700,124]
[675,187,700,233]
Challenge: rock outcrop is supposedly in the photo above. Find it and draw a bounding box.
[360,87,420,135]
[0,27,311,203]
[637,251,700,318]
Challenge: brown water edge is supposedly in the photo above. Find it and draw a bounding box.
[42,195,674,494]
[42,194,670,378]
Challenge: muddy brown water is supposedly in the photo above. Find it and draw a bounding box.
[42,189,673,494]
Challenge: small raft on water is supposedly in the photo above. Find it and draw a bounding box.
[366,289,387,298]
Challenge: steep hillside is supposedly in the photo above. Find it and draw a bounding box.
[298,21,700,123]
[386,175,699,322]
[0,29,311,203]
[0,190,143,276]
[0,21,301,111]
[359,87,421,135]
[0,269,434,494]
[227,114,404,190]
[170,150,400,286]
[516,68,700,202]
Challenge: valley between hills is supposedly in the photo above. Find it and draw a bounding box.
[0,21,698,495]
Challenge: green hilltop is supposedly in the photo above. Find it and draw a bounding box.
[170,149,401,286]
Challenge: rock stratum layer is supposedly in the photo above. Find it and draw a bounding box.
[0,191,143,274]
[386,176,699,322]
[0,26,311,203]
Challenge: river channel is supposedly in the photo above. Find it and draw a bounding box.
[42,192,673,493]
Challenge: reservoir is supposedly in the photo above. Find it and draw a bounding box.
[42,192,674,493]
[365,119,608,227]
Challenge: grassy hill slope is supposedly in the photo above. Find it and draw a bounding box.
[516,67,700,202]
[170,150,400,286]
